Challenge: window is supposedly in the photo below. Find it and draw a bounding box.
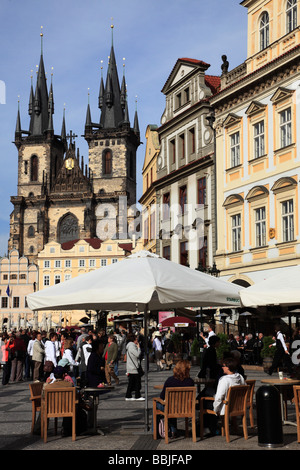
[79,246,85,252]
[179,185,187,214]
[150,210,156,240]
[162,193,170,220]
[282,199,294,242]
[89,259,96,267]
[197,177,206,205]
[107,245,112,251]
[79,259,85,267]
[170,139,176,164]
[143,218,149,244]
[180,241,189,266]
[287,0,297,32]
[28,225,35,238]
[232,214,241,252]
[10,274,17,280]
[44,260,50,268]
[255,207,266,247]
[13,297,20,308]
[280,108,292,148]
[230,132,240,167]
[189,128,195,154]
[1,297,8,308]
[3,274,8,280]
[254,121,265,158]
[55,260,61,268]
[198,236,207,270]
[44,275,50,286]
[175,92,182,108]
[64,274,71,281]
[50,247,55,253]
[103,149,112,175]
[163,245,171,260]
[112,258,118,264]
[30,155,38,182]
[184,87,190,103]
[20,274,26,280]
[260,12,269,50]
[179,133,185,159]
[54,275,61,284]
[101,259,107,267]
[65,260,71,268]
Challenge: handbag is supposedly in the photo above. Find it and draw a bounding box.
[43,360,54,373]
[138,365,144,377]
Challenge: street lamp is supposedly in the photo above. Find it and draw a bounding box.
[208,261,220,277]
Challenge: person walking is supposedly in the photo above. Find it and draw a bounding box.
[125,333,144,401]
[32,332,45,382]
[267,325,294,376]
[1,334,15,385]
[43,332,58,380]
[153,332,164,371]
[10,332,26,382]
[103,334,119,386]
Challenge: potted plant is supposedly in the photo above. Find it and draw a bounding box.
[216,333,230,361]
[190,337,201,366]
[260,335,276,371]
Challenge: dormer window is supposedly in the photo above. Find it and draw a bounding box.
[175,92,182,109]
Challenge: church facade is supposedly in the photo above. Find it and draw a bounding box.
[8,30,140,265]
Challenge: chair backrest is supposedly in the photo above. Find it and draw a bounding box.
[29,382,43,401]
[293,385,300,415]
[43,387,76,418]
[165,387,196,418]
[245,380,256,405]
[226,385,249,417]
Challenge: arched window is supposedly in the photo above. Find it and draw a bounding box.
[259,12,269,50]
[103,149,112,175]
[30,155,38,182]
[58,213,79,244]
[28,226,35,238]
[287,0,297,32]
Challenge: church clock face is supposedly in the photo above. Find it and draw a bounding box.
[65,157,75,170]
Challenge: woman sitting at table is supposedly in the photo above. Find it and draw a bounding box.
[157,360,194,438]
[86,339,106,388]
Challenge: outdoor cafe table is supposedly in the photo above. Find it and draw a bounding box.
[260,378,300,427]
[83,386,114,435]
[153,377,215,392]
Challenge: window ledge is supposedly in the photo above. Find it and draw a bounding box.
[248,154,267,164]
[275,240,297,247]
[226,164,242,172]
[274,143,295,153]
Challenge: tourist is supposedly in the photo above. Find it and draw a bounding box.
[152,331,164,371]
[125,333,144,401]
[103,334,119,386]
[86,339,106,387]
[1,334,15,385]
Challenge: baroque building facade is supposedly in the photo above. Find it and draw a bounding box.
[153,57,220,269]
[211,0,300,289]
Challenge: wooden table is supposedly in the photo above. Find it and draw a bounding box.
[260,378,300,427]
[83,386,114,435]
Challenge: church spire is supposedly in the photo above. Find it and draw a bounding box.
[29,27,49,136]
[85,89,92,127]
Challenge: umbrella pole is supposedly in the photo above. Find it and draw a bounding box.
[143,305,150,433]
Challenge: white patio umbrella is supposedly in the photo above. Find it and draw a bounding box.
[240,265,300,308]
[27,250,242,432]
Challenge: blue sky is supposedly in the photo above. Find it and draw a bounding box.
[0,0,247,256]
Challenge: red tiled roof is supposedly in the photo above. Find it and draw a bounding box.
[179,58,211,67]
[61,238,102,250]
[205,75,221,95]
[118,243,133,252]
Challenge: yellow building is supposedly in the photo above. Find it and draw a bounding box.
[211,0,300,288]
[36,237,143,326]
[139,125,160,253]
[0,249,38,331]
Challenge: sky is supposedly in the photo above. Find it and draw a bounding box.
[0,0,248,257]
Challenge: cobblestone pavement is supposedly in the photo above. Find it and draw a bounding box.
[0,361,299,453]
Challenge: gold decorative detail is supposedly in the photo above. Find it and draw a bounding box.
[65,158,75,170]
[269,228,276,239]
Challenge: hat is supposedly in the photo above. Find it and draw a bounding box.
[58,358,70,367]
[154,331,161,337]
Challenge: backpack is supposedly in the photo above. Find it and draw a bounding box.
[158,418,165,438]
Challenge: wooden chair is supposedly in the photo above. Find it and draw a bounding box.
[245,379,256,428]
[200,385,249,443]
[41,387,77,442]
[29,382,43,434]
[293,385,300,443]
[153,387,197,444]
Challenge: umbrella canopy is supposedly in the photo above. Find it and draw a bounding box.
[161,315,196,327]
[27,251,242,312]
[240,265,300,307]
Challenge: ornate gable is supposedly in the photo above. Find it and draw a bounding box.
[245,100,267,116]
[270,87,294,104]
